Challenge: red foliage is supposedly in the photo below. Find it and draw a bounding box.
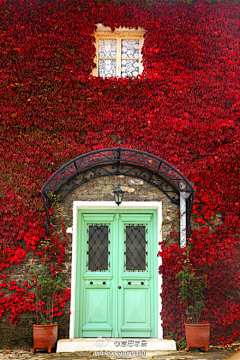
[0,0,239,345]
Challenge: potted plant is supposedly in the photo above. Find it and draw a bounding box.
[176,254,210,352]
[30,255,65,353]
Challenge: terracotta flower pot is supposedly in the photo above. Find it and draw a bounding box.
[33,324,58,353]
[185,323,210,352]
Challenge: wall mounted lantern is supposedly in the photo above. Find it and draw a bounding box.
[113,184,124,206]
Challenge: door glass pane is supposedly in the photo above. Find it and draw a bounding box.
[125,225,146,271]
[88,225,109,271]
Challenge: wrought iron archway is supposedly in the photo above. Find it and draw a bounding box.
[42,148,195,237]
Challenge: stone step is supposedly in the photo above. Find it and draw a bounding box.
[56,338,176,353]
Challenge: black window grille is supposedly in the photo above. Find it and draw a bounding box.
[87,225,109,271]
[125,225,147,271]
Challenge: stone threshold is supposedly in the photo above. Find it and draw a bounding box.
[56,338,176,353]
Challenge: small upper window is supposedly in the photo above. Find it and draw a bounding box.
[93,25,145,78]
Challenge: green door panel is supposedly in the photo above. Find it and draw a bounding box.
[75,209,158,338]
[121,288,151,337]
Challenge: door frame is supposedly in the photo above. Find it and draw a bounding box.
[69,201,163,339]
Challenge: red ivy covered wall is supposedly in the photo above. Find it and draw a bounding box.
[0,0,239,346]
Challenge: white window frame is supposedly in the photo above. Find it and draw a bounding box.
[93,24,145,78]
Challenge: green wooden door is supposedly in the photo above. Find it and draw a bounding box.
[75,209,158,338]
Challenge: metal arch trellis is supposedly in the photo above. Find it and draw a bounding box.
[41,148,195,237]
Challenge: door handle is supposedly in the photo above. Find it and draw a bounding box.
[118,286,121,289]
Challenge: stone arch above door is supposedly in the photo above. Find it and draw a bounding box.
[42,148,195,239]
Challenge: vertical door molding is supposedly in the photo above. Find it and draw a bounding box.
[70,201,162,339]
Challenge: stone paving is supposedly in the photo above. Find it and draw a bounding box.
[0,349,239,360]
